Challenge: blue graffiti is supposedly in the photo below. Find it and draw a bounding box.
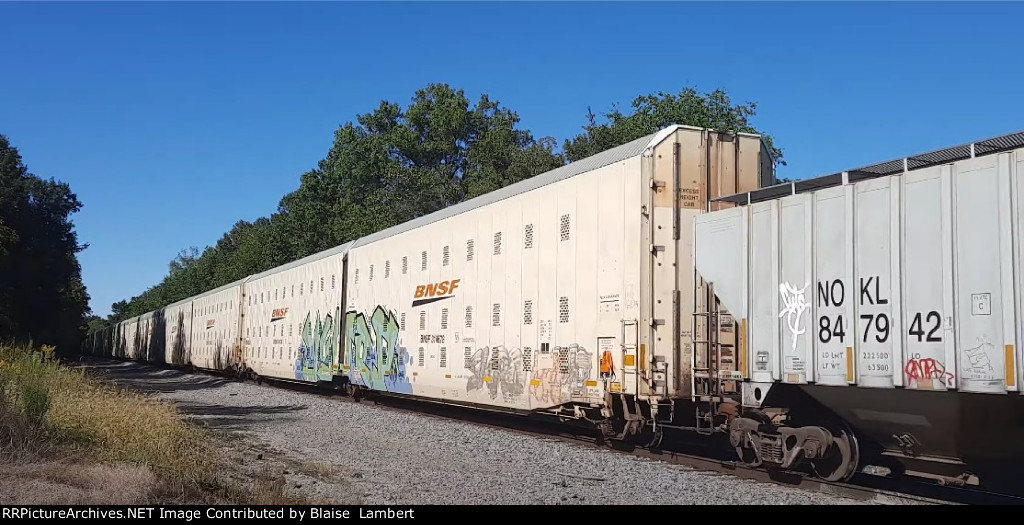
[345,306,413,394]
[294,308,338,382]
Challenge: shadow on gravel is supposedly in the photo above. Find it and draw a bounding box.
[71,357,234,394]
[69,357,310,433]
[174,402,308,432]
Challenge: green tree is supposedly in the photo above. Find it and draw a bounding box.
[112,84,566,320]
[0,134,91,352]
[563,87,784,166]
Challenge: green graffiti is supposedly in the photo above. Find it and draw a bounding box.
[294,307,339,382]
[346,306,412,393]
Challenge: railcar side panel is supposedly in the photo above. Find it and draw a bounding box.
[900,165,957,390]
[1016,151,1024,392]
[749,201,779,383]
[853,177,903,388]
[123,317,139,360]
[192,285,241,371]
[697,146,1024,396]
[164,301,193,367]
[778,194,813,384]
[345,157,642,411]
[245,253,345,383]
[599,161,636,396]
[812,185,853,386]
[953,153,1015,393]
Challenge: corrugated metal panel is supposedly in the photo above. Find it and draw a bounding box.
[719,129,1024,205]
[696,145,1024,394]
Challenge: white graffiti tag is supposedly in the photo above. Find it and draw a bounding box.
[778,282,810,350]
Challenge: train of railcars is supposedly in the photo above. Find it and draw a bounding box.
[84,125,1024,495]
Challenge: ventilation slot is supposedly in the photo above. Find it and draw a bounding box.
[443,246,450,266]
[492,304,501,327]
[369,265,374,282]
[524,224,534,249]
[490,347,500,371]
[523,347,533,372]
[558,346,570,374]
[441,308,449,330]
[559,297,570,323]
[493,232,502,255]
[421,251,428,271]
[385,260,391,278]
[560,214,571,241]
[418,347,425,367]
[464,346,472,368]
[419,311,426,331]
[465,306,473,328]
[402,256,408,274]
[524,300,533,325]
[467,239,474,261]
[440,347,447,368]
[400,312,406,330]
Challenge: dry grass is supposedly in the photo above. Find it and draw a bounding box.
[0,344,311,505]
[0,461,158,505]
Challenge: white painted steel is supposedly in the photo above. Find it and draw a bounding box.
[242,247,346,383]
[343,157,643,409]
[812,185,853,386]
[164,300,193,366]
[695,146,1024,394]
[102,125,773,414]
[778,194,813,384]
[192,284,242,371]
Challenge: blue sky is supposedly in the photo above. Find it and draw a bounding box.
[2,2,1021,317]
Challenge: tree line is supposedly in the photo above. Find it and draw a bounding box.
[4,83,784,341]
[0,135,91,353]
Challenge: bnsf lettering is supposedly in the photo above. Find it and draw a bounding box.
[414,279,460,298]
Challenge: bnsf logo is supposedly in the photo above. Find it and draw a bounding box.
[412,279,460,307]
[271,307,289,322]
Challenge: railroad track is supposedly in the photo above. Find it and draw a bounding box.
[77,356,1023,506]
[328,391,994,506]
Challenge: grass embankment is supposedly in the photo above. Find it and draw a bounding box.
[0,344,301,505]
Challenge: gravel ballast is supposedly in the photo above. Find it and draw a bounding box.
[83,358,911,505]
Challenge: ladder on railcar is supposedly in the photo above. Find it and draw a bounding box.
[692,281,739,435]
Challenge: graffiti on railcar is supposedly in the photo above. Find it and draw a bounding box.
[294,307,339,382]
[904,357,954,389]
[460,343,594,406]
[779,281,810,349]
[345,306,413,394]
[465,345,527,401]
[961,336,997,382]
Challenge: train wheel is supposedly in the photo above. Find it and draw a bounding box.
[594,419,616,447]
[811,426,860,482]
[646,426,664,451]
[733,409,772,468]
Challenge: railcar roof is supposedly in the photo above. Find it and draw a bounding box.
[115,124,760,323]
[245,241,355,283]
[351,125,744,248]
[717,129,1024,205]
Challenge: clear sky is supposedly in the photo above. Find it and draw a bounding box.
[2,2,1021,318]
